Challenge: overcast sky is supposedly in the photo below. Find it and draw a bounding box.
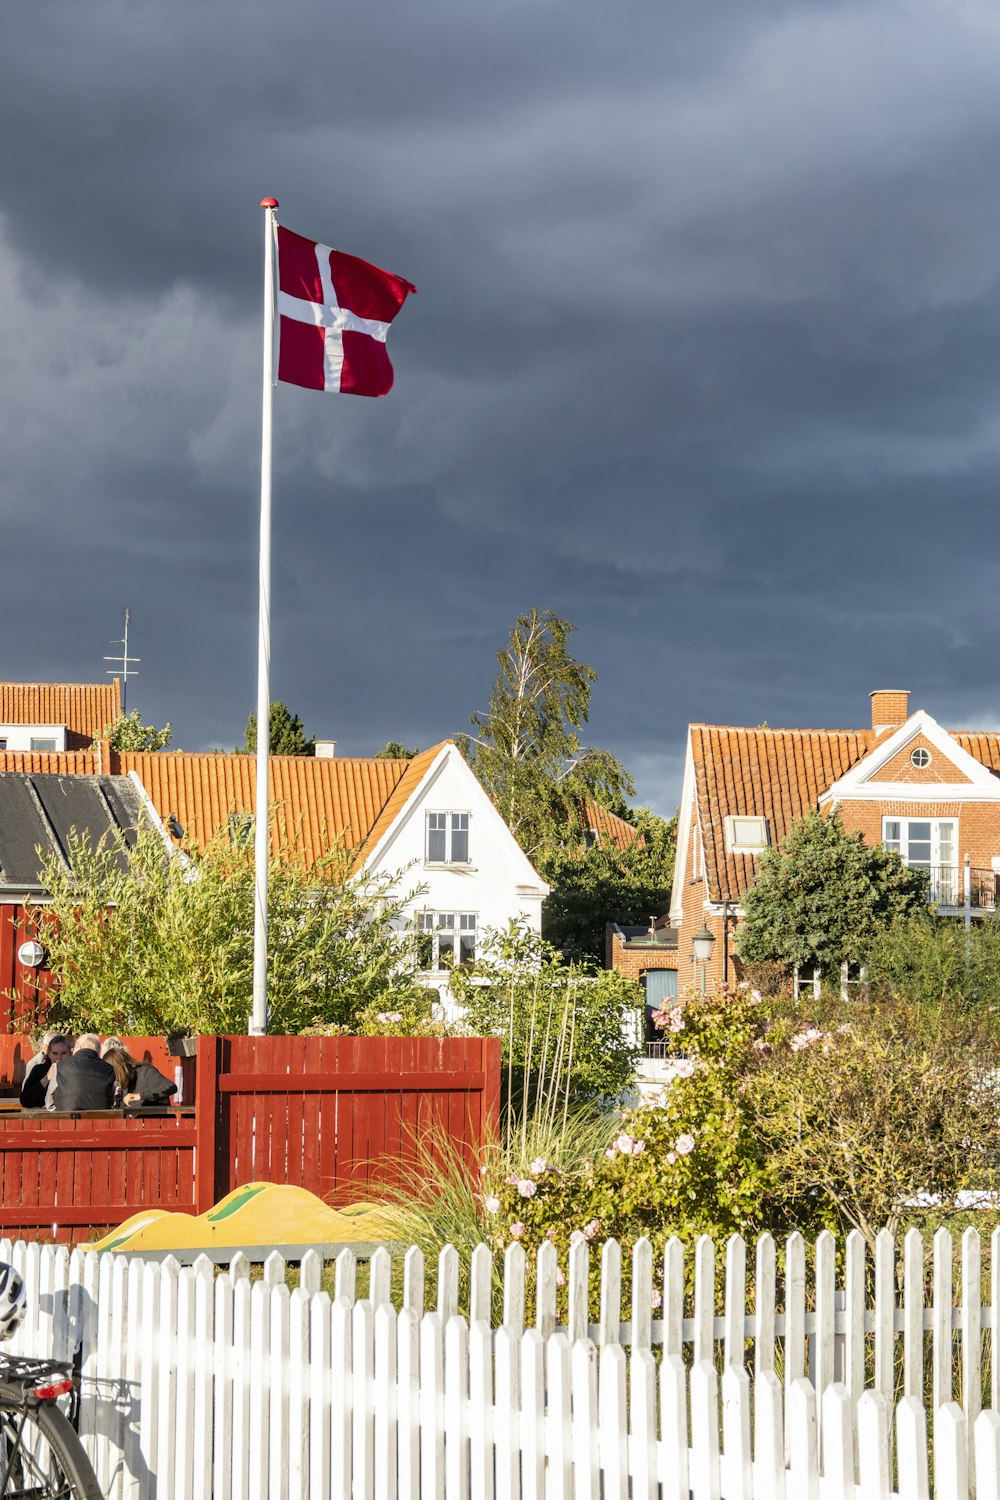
[4,0,1000,816]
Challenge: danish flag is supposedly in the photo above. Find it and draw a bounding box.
[275,226,416,397]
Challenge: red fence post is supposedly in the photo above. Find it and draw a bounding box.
[194,1034,220,1213]
[482,1037,501,1142]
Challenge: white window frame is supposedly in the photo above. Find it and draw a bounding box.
[416,911,477,970]
[724,815,770,854]
[882,816,958,901]
[425,811,471,865]
[29,737,57,752]
[793,965,821,1001]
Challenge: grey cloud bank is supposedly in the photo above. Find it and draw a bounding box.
[2,0,1000,819]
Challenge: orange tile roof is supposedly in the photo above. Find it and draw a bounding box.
[119,745,450,870]
[0,743,452,873]
[691,725,872,903]
[0,751,99,776]
[0,683,121,747]
[581,800,641,852]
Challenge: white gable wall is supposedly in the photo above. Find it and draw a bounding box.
[362,745,549,991]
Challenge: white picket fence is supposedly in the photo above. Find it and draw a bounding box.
[6,1227,1000,1498]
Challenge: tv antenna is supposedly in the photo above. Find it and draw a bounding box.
[104,608,140,713]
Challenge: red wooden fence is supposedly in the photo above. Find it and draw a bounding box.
[0,1034,500,1241]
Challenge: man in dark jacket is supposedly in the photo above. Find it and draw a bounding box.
[51,1034,116,1111]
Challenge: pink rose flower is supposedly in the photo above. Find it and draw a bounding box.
[605,1147,618,1161]
[546,1228,557,1240]
[569,1229,587,1247]
[509,1222,525,1239]
[516,1179,537,1198]
[666,1151,677,1165]
[615,1133,635,1155]
[583,1219,600,1240]
[483,1195,501,1214]
[530,1157,548,1176]
[675,1058,695,1079]
[674,1133,695,1156]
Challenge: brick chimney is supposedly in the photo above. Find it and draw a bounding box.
[870,690,910,736]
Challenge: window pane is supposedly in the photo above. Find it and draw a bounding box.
[884,821,900,849]
[451,814,469,863]
[909,822,931,841]
[427,813,446,862]
[938,824,955,860]
[459,932,476,964]
[438,931,456,964]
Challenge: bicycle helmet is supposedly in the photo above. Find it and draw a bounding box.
[0,1264,26,1342]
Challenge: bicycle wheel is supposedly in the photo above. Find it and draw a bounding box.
[0,1401,103,1500]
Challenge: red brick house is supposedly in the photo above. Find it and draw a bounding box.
[667,689,1000,992]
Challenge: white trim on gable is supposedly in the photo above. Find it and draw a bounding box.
[669,731,697,927]
[362,743,550,897]
[819,711,1000,806]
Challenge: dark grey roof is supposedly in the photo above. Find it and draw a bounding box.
[0,773,145,893]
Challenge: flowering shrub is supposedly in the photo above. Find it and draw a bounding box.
[475,985,822,1287]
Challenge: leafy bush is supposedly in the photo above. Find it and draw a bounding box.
[467,986,1000,1272]
[867,913,1000,1010]
[449,920,643,1117]
[754,991,1000,1248]
[737,810,928,981]
[34,822,428,1037]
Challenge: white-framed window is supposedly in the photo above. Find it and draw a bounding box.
[724,815,770,854]
[883,816,957,901]
[794,965,821,1000]
[425,812,470,864]
[910,747,931,769]
[416,912,477,969]
[840,961,869,1002]
[30,737,57,752]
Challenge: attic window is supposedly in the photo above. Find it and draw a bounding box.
[910,747,931,769]
[724,815,770,854]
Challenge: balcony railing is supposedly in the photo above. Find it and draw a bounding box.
[921,864,998,912]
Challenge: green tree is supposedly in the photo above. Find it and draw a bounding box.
[375,741,418,760]
[34,823,426,1036]
[450,920,643,1113]
[867,912,1000,1010]
[459,609,633,860]
[239,701,315,756]
[539,807,677,964]
[94,711,172,752]
[736,810,928,981]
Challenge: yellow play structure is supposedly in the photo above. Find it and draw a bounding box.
[86,1182,394,1259]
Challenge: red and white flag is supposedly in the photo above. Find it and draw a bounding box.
[276,226,416,397]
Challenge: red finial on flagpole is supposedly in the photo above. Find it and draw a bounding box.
[260,197,279,209]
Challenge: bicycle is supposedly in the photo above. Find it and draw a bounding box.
[0,1267,103,1500]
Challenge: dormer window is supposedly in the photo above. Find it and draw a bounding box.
[724,815,770,854]
[426,812,470,864]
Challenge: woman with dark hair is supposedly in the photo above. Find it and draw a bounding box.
[101,1045,177,1109]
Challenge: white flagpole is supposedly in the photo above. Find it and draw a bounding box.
[251,196,279,1036]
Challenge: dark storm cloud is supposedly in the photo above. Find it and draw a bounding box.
[3,0,1000,818]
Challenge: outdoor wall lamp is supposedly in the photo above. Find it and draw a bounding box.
[17,940,45,969]
[692,922,715,993]
[692,923,715,964]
